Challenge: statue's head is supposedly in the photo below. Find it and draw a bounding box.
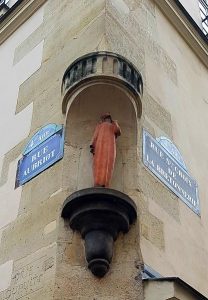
[100,113,112,123]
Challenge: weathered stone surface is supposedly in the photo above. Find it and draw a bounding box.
[0,141,24,187]
[0,159,22,230]
[122,148,138,193]
[130,191,165,250]
[54,261,142,300]
[138,166,180,222]
[61,233,85,267]
[16,0,106,118]
[0,244,56,300]
[0,192,61,264]
[111,148,124,192]
[18,162,63,214]
[76,147,94,190]
[1,0,208,298]
[62,145,81,193]
[106,13,145,77]
[44,220,57,235]
[106,0,177,85]
[143,93,173,138]
[141,212,165,250]
[146,40,177,85]
[0,260,13,293]
[13,23,44,66]
[0,229,2,246]
[124,0,156,16]
[0,6,44,166]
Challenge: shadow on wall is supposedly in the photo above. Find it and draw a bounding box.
[64,82,138,193]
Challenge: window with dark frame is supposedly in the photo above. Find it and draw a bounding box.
[199,0,208,36]
[0,0,9,17]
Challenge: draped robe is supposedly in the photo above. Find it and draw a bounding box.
[91,121,121,187]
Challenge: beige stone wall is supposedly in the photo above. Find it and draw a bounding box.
[104,0,208,297]
[0,0,208,299]
[140,3,208,297]
[0,0,143,299]
[144,280,199,300]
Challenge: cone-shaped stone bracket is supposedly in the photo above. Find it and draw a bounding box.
[61,187,137,277]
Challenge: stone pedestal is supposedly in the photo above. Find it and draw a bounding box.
[61,187,137,277]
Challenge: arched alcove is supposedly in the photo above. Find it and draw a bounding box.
[60,52,143,278]
[61,51,143,194]
[63,82,138,192]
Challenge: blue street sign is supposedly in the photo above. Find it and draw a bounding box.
[143,129,200,215]
[16,126,64,187]
[23,123,62,155]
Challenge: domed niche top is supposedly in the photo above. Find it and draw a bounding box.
[62,51,143,113]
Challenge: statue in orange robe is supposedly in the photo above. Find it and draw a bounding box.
[90,113,121,187]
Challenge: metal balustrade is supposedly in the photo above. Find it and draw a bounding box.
[0,0,9,17]
[199,0,208,36]
[0,0,19,18]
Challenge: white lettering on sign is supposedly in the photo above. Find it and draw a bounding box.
[23,149,56,176]
[28,131,51,151]
[31,146,48,162]
[39,130,50,141]
[149,138,192,187]
[143,130,200,214]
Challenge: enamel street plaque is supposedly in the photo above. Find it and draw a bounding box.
[16,124,64,187]
[143,129,200,215]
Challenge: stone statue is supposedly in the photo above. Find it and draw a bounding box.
[90,113,121,187]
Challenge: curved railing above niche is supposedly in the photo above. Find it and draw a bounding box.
[62,51,143,114]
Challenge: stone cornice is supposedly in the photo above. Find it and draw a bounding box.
[0,0,47,45]
[62,51,143,113]
[155,0,208,68]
